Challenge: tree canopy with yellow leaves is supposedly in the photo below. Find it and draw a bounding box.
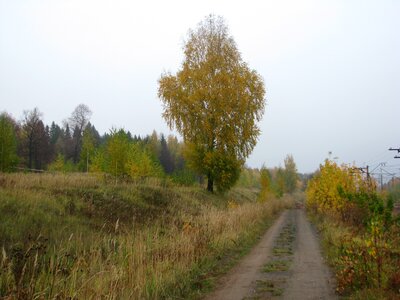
[158,15,266,192]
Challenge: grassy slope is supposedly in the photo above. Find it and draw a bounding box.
[0,173,292,299]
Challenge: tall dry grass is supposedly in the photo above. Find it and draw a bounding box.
[0,173,292,299]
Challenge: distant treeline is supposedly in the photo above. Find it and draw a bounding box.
[0,104,302,192]
[0,105,196,183]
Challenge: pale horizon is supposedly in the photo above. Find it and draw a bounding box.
[1,0,399,174]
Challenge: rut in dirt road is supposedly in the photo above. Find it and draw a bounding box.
[204,209,337,300]
[283,209,336,299]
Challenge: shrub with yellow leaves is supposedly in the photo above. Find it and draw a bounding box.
[306,159,374,224]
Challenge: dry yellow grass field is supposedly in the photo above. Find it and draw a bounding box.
[0,173,293,299]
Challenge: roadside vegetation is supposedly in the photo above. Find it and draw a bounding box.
[0,172,294,299]
[306,159,400,299]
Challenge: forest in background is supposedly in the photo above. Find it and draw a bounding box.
[0,104,301,195]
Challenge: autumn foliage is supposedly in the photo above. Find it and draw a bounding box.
[306,159,376,224]
[307,160,400,297]
[158,15,265,192]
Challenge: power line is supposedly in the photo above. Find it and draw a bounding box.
[369,162,397,190]
[351,165,371,181]
[364,149,391,165]
[365,149,394,167]
[384,164,400,168]
[389,147,400,159]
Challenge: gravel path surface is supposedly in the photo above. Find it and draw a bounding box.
[283,209,336,300]
[204,209,337,300]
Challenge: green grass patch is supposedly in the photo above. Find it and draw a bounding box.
[256,279,284,296]
[272,223,295,257]
[263,259,290,273]
[272,247,293,256]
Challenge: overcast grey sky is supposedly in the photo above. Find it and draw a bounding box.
[0,0,399,173]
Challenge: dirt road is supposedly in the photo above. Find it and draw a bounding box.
[204,209,337,300]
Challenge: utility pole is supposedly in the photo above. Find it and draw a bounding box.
[389,147,400,159]
[351,165,377,190]
[352,165,371,182]
[355,165,370,178]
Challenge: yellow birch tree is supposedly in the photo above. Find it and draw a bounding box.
[158,15,265,192]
